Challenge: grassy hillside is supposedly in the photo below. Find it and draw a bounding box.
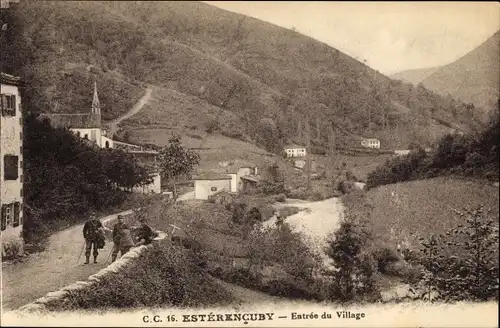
[1,0,482,152]
[344,177,499,254]
[390,66,440,85]
[421,30,500,115]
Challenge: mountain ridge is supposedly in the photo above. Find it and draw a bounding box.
[392,30,499,116]
[0,0,482,152]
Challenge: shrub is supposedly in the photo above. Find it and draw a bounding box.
[414,206,499,302]
[372,247,400,274]
[273,194,287,202]
[325,217,380,302]
[2,239,23,261]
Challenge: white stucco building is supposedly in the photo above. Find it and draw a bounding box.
[283,144,307,158]
[193,172,232,200]
[361,138,381,149]
[1,72,24,255]
[211,160,258,193]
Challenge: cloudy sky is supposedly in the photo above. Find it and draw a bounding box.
[206,1,499,75]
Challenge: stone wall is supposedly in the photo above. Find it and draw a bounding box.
[15,232,167,314]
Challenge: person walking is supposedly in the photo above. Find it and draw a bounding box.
[82,212,104,264]
[111,215,135,262]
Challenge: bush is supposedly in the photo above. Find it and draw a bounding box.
[372,247,400,274]
[2,239,23,261]
[414,206,499,301]
[325,216,380,302]
[273,194,287,202]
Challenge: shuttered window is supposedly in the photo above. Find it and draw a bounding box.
[1,204,12,231]
[4,155,19,180]
[1,94,16,116]
[13,202,21,227]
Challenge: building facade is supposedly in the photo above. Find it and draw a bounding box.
[194,173,232,200]
[211,160,258,192]
[361,138,381,149]
[1,73,24,255]
[283,144,307,158]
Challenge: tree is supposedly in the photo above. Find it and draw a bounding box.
[158,134,200,198]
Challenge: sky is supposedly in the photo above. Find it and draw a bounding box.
[205,1,499,75]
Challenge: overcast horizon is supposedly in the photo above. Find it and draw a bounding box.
[205,1,499,75]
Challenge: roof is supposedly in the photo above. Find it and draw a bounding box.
[283,143,305,149]
[241,175,260,183]
[39,113,101,129]
[1,72,22,86]
[194,172,232,181]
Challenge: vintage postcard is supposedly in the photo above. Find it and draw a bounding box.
[1,0,498,327]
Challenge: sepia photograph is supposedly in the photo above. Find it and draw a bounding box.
[1,1,499,327]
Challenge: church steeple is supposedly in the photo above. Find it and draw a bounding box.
[91,80,101,127]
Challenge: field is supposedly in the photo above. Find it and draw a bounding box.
[343,177,500,253]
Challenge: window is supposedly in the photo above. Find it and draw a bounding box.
[211,187,217,192]
[1,94,16,116]
[13,202,20,227]
[4,155,19,180]
[1,204,12,231]
[105,141,110,148]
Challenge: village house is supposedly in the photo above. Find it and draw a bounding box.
[293,159,317,172]
[193,172,232,200]
[42,82,161,193]
[1,72,24,255]
[208,190,236,206]
[211,160,259,193]
[283,143,307,158]
[360,137,381,149]
[240,175,259,193]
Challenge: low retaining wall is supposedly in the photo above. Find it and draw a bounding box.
[15,231,167,314]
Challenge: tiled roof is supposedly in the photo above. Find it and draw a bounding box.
[39,113,101,129]
[194,172,232,180]
[1,72,22,86]
[241,175,260,183]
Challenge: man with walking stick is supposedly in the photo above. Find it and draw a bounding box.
[111,215,135,262]
[82,211,105,264]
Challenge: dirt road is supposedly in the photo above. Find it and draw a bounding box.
[107,87,153,138]
[263,198,344,269]
[1,210,133,311]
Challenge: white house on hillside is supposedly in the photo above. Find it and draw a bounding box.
[193,172,233,200]
[360,138,380,149]
[1,72,24,255]
[211,160,258,193]
[283,143,307,158]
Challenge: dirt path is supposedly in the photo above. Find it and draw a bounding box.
[107,87,153,138]
[263,198,344,269]
[1,210,134,311]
